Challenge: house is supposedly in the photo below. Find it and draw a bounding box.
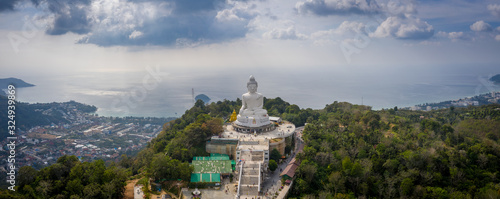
[280,158,300,180]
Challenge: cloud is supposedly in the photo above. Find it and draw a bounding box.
[5,0,257,46]
[370,15,434,40]
[168,0,225,14]
[385,0,417,16]
[263,26,307,40]
[470,21,492,32]
[437,31,470,42]
[496,35,500,41]
[447,32,467,41]
[80,0,257,46]
[311,21,366,38]
[295,0,381,16]
[29,0,93,35]
[129,30,144,39]
[336,21,366,34]
[310,21,367,45]
[488,4,500,17]
[0,0,22,11]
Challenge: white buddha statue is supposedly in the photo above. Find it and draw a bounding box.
[235,75,271,127]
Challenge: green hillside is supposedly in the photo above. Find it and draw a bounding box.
[289,103,500,198]
[3,98,500,199]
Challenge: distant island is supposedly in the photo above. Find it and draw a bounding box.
[490,74,500,85]
[0,77,35,95]
[0,77,35,88]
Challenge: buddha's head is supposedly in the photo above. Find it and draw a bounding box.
[247,75,258,93]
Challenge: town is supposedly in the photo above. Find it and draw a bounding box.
[405,91,500,111]
[0,100,169,173]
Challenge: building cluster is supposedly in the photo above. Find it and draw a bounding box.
[488,91,500,103]
[0,105,163,173]
[186,117,296,199]
[407,91,499,111]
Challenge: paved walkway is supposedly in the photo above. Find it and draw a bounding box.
[261,126,304,199]
[183,126,305,199]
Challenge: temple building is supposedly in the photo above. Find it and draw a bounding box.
[202,75,296,199]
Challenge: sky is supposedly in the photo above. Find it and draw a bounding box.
[0,0,499,107]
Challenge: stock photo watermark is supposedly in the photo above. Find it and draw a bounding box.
[7,16,46,54]
[110,65,167,114]
[341,0,414,63]
[475,74,499,96]
[6,85,17,191]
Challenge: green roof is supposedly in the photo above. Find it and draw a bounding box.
[193,154,230,161]
[190,173,221,183]
[191,159,232,174]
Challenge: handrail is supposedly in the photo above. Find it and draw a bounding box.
[236,161,244,198]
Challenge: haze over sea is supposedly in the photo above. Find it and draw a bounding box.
[11,64,500,118]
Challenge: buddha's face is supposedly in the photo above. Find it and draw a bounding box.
[247,84,257,93]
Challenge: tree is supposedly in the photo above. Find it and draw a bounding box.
[194,99,205,109]
[399,178,413,197]
[270,148,281,162]
[18,166,38,188]
[294,178,310,194]
[101,182,115,199]
[299,164,317,183]
[119,154,132,168]
[66,179,84,196]
[328,171,345,195]
[83,183,101,199]
[36,180,52,198]
[269,160,278,172]
[149,153,193,181]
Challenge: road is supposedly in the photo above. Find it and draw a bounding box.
[260,126,304,198]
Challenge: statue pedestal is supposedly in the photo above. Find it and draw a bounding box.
[232,122,276,133]
[232,115,275,133]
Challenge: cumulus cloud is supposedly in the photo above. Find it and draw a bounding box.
[311,21,366,38]
[28,0,94,35]
[336,21,366,34]
[447,32,466,41]
[79,0,257,46]
[470,21,492,32]
[310,21,367,45]
[216,3,257,22]
[295,0,381,16]
[129,30,144,39]
[488,4,500,17]
[4,0,257,46]
[385,0,417,16]
[437,31,470,42]
[263,26,307,40]
[371,15,434,40]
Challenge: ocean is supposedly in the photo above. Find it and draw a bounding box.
[9,65,500,118]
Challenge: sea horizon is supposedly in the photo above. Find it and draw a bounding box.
[7,64,499,118]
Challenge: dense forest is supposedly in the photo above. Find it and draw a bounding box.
[2,97,499,199]
[289,103,500,199]
[1,155,129,199]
